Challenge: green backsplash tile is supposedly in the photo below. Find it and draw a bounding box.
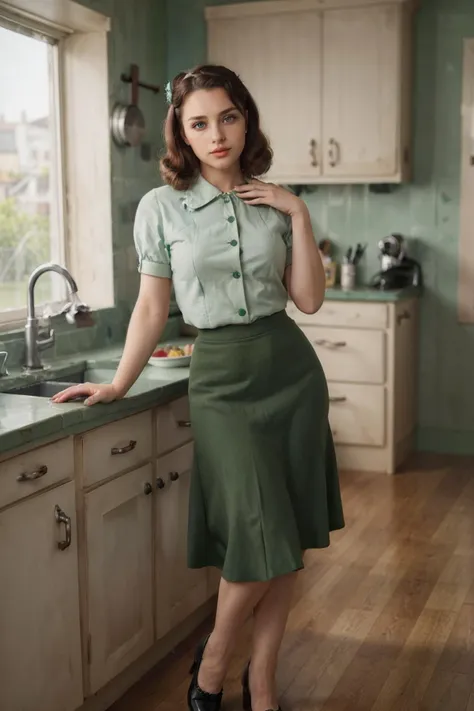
[166,0,474,453]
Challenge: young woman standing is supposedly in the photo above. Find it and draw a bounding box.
[53,64,345,711]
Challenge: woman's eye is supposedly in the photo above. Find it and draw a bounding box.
[223,114,237,123]
[192,121,206,130]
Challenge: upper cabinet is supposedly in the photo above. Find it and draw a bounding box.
[206,0,417,184]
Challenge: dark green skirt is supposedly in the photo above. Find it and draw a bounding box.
[187,310,345,583]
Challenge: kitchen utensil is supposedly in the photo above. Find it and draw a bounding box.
[110,64,160,147]
[352,243,367,264]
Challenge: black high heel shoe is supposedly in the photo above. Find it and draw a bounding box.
[188,634,224,711]
[241,662,282,711]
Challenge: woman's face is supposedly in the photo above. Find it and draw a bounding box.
[180,87,246,171]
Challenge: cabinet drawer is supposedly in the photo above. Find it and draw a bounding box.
[156,397,193,456]
[329,384,385,447]
[287,300,388,329]
[81,411,152,487]
[302,326,386,384]
[0,438,74,510]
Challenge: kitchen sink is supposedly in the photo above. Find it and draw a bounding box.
[6,367,116,399]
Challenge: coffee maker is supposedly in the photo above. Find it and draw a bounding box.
[370,233,422,291]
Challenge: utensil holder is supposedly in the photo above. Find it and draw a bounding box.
[341,263,356,291]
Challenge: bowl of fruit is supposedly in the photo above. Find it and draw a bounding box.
[148,342,194,368]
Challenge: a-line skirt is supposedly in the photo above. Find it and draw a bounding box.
[187,309,345,583]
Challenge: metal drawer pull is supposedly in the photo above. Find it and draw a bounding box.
[169,471,180,482]
[397,310,411,324]
[309,138,318,167]
[111,440,137,455]
[143,482,153,496]
[55,505,72,550]
[17,465,48,482]
[177,420,191,428]
[156,477,165,490]
[313,339,346,348]
[329,138,340,167]
[329,396,347,403]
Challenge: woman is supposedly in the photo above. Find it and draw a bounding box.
[53,64,345,711]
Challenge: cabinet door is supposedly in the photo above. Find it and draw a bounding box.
[85,464,154,693]
[155,442,208,639]
[0,482,83,711]
[208,10,322,182]
[322,5,400,178]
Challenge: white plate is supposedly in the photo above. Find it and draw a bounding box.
[148,354,191,368]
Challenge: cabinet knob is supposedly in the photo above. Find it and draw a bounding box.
[55,505,72,550]
[143,482,153,496]
[169,471,180,482]
[156,477,165,490]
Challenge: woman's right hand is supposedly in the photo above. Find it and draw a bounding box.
[51,382,120,407]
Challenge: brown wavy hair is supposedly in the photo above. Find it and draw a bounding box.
[160,64,273,190]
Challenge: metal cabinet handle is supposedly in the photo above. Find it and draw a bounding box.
[111,440,137,455]
[328,138,340,167]
[309,138,318,167]
[156,477,165,490]
[313,339,346,349]
[177,420,191,428]
[329,396,347,403]
[17,465,48,482]
[397,310,411,325]
[169,471,180,482]
[55,505,72,550]
[143,482,153,496]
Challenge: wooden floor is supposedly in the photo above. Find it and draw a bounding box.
[110,454,474,711]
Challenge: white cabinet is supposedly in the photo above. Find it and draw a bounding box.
[0,481,83,711]
[208,8,323,182]
[287,297,419,473]
[206,0,416,184]
[322,5,402,179]
[155,441,208,639]
[84,464,154,693]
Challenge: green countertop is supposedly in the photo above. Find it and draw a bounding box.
[324,285,421,301]
[0,287,420,457]
[0,344,191,457]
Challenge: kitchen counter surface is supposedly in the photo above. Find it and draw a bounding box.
[0,287,420,456]
[0,343,190,457]
[324,285,421,301]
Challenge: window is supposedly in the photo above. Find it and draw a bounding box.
[0,0,113,331]
[0,22,66,319]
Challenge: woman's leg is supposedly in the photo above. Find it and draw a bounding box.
[248,571,298,711]
[198,577,271,693]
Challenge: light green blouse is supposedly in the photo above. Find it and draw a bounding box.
[133,175,293,329]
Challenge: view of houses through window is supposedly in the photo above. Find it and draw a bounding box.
[0,24,64,317]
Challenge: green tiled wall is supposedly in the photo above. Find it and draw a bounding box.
[166,0,474,454]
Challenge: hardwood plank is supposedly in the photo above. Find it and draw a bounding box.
[108,456,474,711]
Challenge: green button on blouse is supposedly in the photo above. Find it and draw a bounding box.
[133,175,293,329]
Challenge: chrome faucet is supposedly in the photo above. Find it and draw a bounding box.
[25,263,92,371]
[0,351,8,377]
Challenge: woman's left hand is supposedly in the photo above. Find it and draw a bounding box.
[234,179,306,217]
